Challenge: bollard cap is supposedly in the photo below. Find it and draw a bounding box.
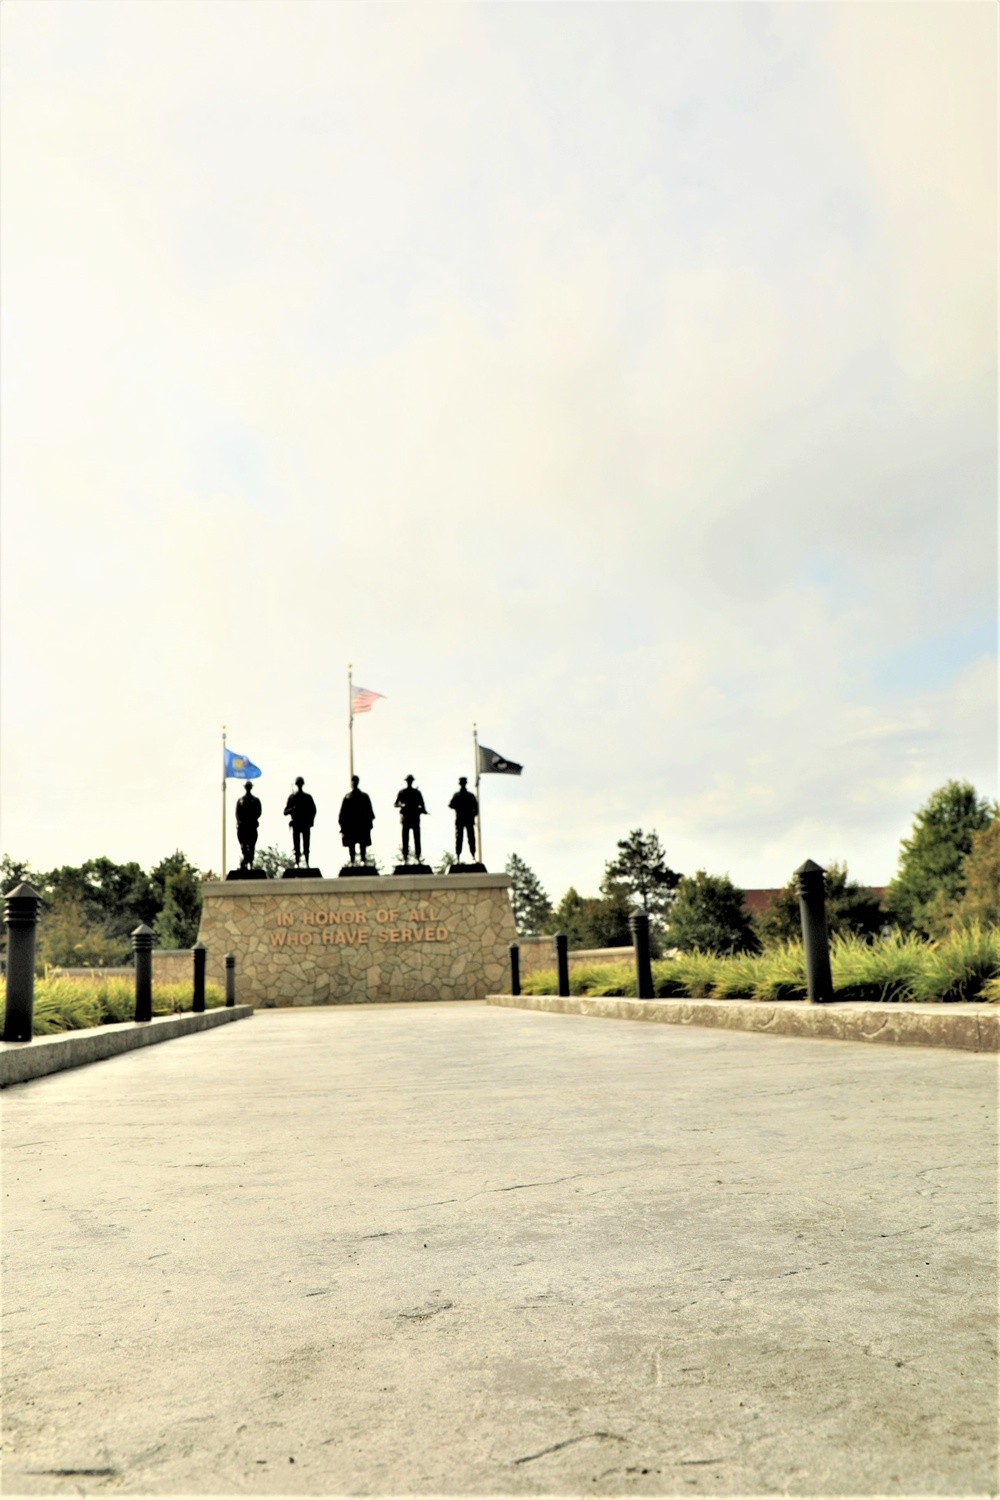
[192,941,206,952]
[4,882,41,924]
[131,923,155,949]
[794,859,825,877]
[629,908,650,928]
[224,952,235,965]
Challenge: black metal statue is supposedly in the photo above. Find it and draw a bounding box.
[449,776,478,861]
[283,777,317,867]
[339,775,375,864]
[394,775,427,863]
[235,782,262,870]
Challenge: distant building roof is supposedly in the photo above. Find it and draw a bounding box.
[743,886,886,915]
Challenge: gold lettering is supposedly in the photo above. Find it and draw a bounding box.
[355,910,366,924]
[270,931,286,947]
[389,928,400,943]
[316,911,327,925]
[300,931,313,946]
[411,926,424,941]
[376,907,389,924]
[436,926,448,940]
[321,929,335,945]
[302,911,315,925]
[335,930,346,946]
[377,927,387,942]
[402,928,413,942]
[358,929,370,944]
[407,908,420,921]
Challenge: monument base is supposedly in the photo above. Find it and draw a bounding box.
[197,872,516,1006]
[226,868,268,881]
[338,864,380,878]
[281,867,323,879]
[450,862,487,874]
[394,863,432,876]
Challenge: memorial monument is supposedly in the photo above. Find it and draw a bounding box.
[197,867,516,1006]
[282,776,321,877]
[393,774,431,874]
[235,782,261,869]
[338,775,376,874]
[449,776,485,873]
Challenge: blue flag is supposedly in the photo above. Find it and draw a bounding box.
[224,748,261,779]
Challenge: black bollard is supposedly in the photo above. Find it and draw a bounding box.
[132,924,154,1023]
[3,883,41,1043]
[555,932,570,998]
[630,909,655,999]
[225,953,236,1007]
[509,942,521,996]
[795,859,834,1004]
[192,942,206,1013]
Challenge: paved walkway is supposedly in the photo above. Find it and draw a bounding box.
[2,1004,997,1496]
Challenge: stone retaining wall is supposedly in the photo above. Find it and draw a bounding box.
[197,873,517,1006]
[515,938,634,974]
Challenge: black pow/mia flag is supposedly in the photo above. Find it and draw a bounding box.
[477,745,522,775]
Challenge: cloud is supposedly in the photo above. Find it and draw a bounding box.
[1,1,994,900]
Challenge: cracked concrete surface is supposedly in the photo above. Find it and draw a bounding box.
[2,1002,997,1496]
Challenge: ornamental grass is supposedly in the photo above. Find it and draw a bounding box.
[519,926,999,1004]
[0,974,225,1035]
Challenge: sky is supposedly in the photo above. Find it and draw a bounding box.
[1,1,996,902]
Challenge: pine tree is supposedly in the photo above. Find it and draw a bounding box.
[603,829,680,925]
[505,854,552,936]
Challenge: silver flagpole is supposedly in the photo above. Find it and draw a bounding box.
[473,722,482,867]
[348,665,354,784]
[221,726,227,876]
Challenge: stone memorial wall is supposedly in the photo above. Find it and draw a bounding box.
[197,873,516,1007]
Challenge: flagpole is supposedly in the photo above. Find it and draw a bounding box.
[473,722,482,867]
[221,726,227,876]
[348,665,354,784]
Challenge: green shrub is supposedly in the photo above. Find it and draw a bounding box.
[0,974,226,1035]
[908,923,1000,1003]
[514,928,999,1003]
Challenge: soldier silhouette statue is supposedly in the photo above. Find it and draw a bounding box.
[394,775,428,865]
[283,777,317,868]
[449,776,479,864]
[339,775,375,870]
[235,782,262,870]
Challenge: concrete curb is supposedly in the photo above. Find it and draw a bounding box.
[0,1006,254,1087]
[486,993,999,1052]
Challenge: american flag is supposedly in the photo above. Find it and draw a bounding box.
[352,685,385,715]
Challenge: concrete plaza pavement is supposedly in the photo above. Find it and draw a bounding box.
[2,1003,997,1497]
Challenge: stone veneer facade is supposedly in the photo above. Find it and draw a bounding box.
[196,873,516,1007]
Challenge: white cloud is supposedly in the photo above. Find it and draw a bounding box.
[1,1,994,901]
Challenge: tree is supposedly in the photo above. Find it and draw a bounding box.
[886,781,994,935]
[434,850,456,874]
[0,855,41,894]
[603,829,680,926]
[543,883,635,949]
[755,863,885,946]
[505,854,552,936]
[154,868,203,948]
[35,894,128,970]
[256,844,296,880]
[924,815,1000,934]
[665,871,759,955]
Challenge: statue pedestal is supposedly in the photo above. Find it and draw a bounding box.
[281,867,323,879]
[225,869,267,881]
[394,863,432,876]
[450,862,486,874]
[197,872,516,1007]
